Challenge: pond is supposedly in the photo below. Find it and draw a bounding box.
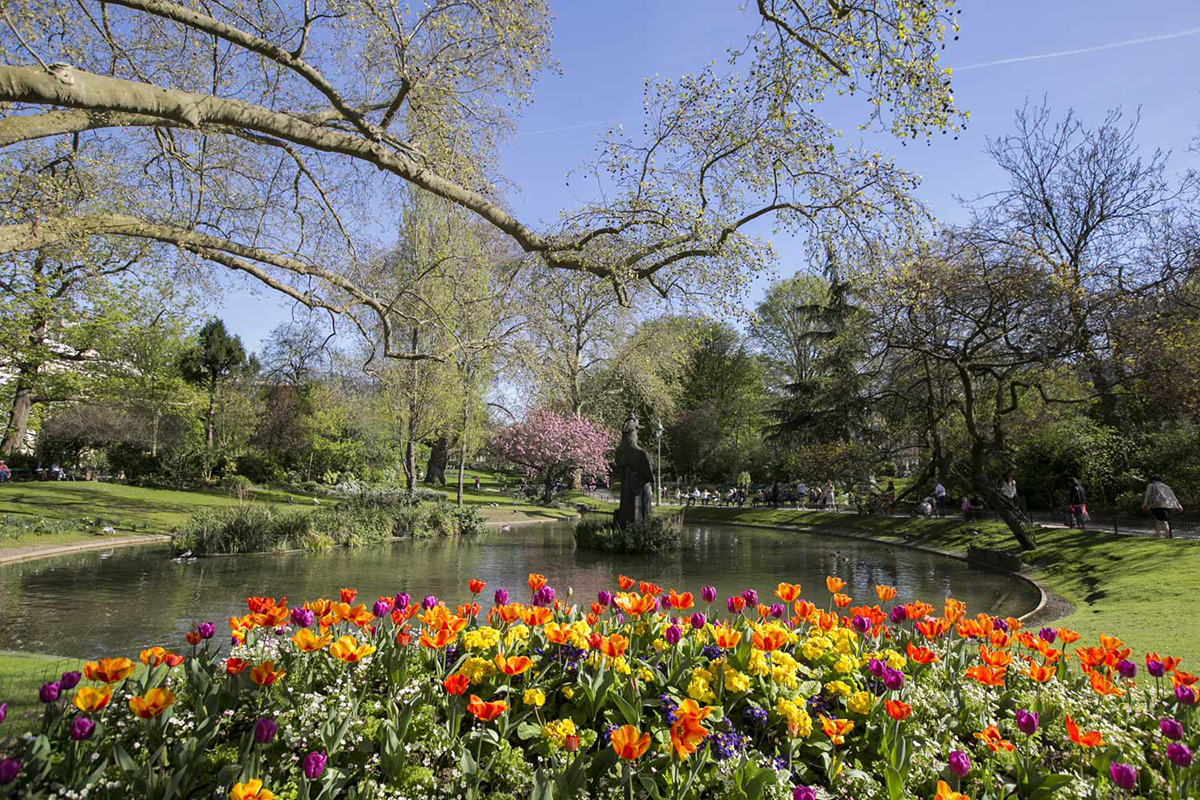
[0,521,1040,658]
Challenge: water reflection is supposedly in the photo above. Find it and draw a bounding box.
[0,522,1039,658]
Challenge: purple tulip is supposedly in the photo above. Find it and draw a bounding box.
[533,586,556,607]
[868,658,886,679]
[1109,762,1137,791]
[992,617,1009,632]
[889,605,907,624]
[291,607,315,628]
[665,625,683,646]
[372,599,390,618]
[1176,685,1198,706]
[39,681,61,703]
[769,603,785,619]
[1168,742,1193,768]
[851,615,871,633]
[701,585,717,603]
[197,621,216,640]
[741,589,758,606]
[1116,659,1137,679]
[1038,626,1057,644]
[0,702,6,725]
[254,717,277,744]
[59,671,81,690]
[793,787,817,800]
[69,716,96,741]
[0,758,20,785]
[395,592,410,610]
[421,595,438,610]
[691,612,706,630]
[1161,717,1185,741]
[883,667,904,691]
[948,750,971,778]
[495,588,510,606]
[726,596,740,614]
[1148,658,1166,677]
[1014,709,1039,735]
[302,750,328,781]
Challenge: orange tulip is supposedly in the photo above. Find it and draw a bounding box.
[667,590,694,610]
[610,724,651,760]
[775,583,802,602]
[600,634,629,659]
[988,630,1011,650]
[1172,669,1198,688]
[670,714,709,759]
[468,579,486,594]
[293,628,332,652]
[250,661,286,686]
[466,694,507,722]
[825,576,846,593]
[1089,670,1125,697]
[230,779,274,800]
[884,700,912,721]
[979,645,1013,668]
[973,724,1014,752]
[934,780,971,800]
[906,642,940,665]
[129,687,175,718]
[1065,715,1104,747]
[638,581,663,597]
[965,665,1007,687]
[710,625,742,649]
[833,593,852,609]
[443,673,471,695]
[252,605,291,628]
[83,657,135,684]
[420,628,457,649]
[1056,627,1081,644]
[339,588,357,604]
[527,573,547,593]
[916,618,952,639]
[752,628,789,652]
[329,635,376,663]
[544,622,574,645]
[395,625,413,647]
[186,631,202,646]
[73,686,112,713]
[943,598,966,624]
[874,584,897,602]
[819,715,854,745]
[793,600,817,620]
[520,606,554,626]
[225,657,249,676]
[613,592,657,617]
[1027,663,1056,683]
[906,601,935,621]
[307,599,333,617]
[247,596,283,614]
[140,647,169,666]
[617,574,635,591]
[495,653,534,676]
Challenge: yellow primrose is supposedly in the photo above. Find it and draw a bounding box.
[833,655,856,674]
[847,690,874,715]
[522,688,546,707]
[724,665,750,693]
[542,718,577,748]
[825,680,851,697]
[748,649,770,677]
[459,657,496,683]
[462,627,501,651]
[504,625,529,647]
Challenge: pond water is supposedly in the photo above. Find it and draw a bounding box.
[0,521,1040,658]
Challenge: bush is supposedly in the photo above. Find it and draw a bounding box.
[173,494,487,554]
[573,512,682,554]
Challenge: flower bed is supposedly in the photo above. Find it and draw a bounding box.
[1,574,1196,799]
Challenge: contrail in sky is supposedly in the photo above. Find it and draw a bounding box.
[959,26,1200,71]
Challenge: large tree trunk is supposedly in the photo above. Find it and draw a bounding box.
[961,442,1038,551]
[0,376,35,456]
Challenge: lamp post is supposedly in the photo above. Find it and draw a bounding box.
[655,419,664,507]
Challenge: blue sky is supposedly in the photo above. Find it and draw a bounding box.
[215,0,1200,350]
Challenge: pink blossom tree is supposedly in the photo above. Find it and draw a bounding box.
[490,410,614,501]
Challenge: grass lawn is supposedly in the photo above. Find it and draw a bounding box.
[685,505,1200,665]
[0,480,318,550]
[422,468,611,522]
[0,651,85,732]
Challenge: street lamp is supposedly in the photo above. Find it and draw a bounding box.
[655,419,664,507]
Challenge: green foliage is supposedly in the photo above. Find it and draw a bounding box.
[573,512,682,554]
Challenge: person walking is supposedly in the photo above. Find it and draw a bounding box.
[933,481,946,518]
[999,473,1017,506]
[1142,476,1182,538]
[1067,478,1088,529]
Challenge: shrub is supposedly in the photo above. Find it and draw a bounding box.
[573,512,682,554]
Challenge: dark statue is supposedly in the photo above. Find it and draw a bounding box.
[614,413,654,526]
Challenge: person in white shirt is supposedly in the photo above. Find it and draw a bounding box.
[933,482,946,518]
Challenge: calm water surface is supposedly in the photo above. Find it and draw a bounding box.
[0,521,1039,657]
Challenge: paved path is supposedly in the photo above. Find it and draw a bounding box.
[0,535,170,566]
